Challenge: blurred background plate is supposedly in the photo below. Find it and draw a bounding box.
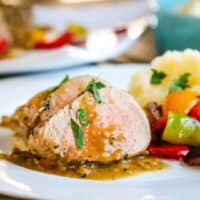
[0,0,149,75]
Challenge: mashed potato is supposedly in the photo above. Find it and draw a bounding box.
[129,49,200,107]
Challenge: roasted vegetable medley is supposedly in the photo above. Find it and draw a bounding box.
[130,50,200,166]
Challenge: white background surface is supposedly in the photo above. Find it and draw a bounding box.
[0,64,199,200]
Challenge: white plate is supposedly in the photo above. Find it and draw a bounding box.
[0,0,149,75]
[0,64,199,200]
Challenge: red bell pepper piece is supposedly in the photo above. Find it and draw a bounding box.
[0,38,8,54]
[114,26,127,35]
[35,31,74,49]
[189,100,200,121]
[148,144,189,160]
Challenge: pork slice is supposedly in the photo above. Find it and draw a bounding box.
[45,75,109,121]
[26,87,151,163]
[2,75,104,136]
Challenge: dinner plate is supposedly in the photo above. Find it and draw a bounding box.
[0,64,199,200]
[0,0,149,75]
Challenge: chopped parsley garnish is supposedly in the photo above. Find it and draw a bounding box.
[82,79,105,103]
[150,69,167,85]
[48,74,69,94]
[77,108,89,126]
[169,73,191,93]
[71,118,84,148]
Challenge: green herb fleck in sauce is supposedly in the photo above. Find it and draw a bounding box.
[77,108,89,127]
[71,118,84,148]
